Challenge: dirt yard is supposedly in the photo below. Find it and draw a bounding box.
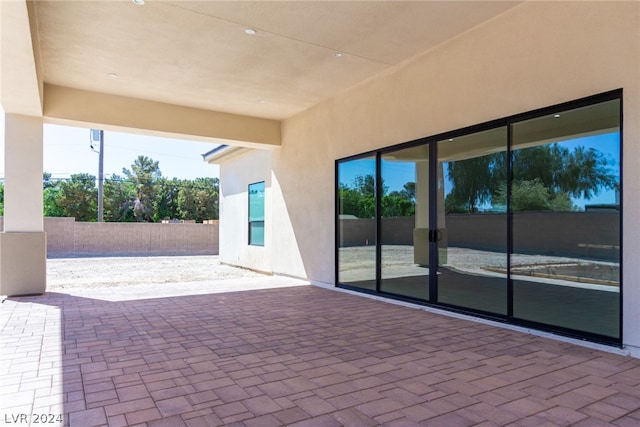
[47,255,264,290]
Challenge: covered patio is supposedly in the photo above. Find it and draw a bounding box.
[2,1,640,425]
[3,276,640,426]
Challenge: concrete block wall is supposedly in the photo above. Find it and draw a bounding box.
[0,217,219,257]
[339,212,619,261]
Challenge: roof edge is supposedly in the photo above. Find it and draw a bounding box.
[202,145,254,164]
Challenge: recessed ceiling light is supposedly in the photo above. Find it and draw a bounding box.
[245,28,257,35]
[333,52,343,58]
[554,114,561,118]
[131,0,145,5]
[106,73,119,79]
[448,138,454,142]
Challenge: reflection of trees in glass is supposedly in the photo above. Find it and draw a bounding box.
[339,174,415,218]
[494,179,575,212]
[339,177,376,219]
[445,155,499,213]
[445,143,618,213]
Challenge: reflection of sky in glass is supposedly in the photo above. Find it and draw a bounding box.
[382,161,416,193]
[249,181,265,221]
[339,158,415,193]
[560,132,620,209]
[339,132,619,212]
[338,158,376,188]
[440,132,620,211]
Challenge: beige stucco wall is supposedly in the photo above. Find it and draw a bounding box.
[219,2,640,346]
[219,149,273,273]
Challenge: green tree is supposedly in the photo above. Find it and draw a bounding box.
[338,184,363,217]
[338,174,378,219]
[43,172,56,189]
[43,172,64,217]
[55,173,98,221]
[103,175,136,222]
[43,187,64,217]
[177,177,219,222]
[339,174,416,219]
[495,179,576,212]
[557,146,619,199]
[353,174,377,197]
[446,154,502,213]
[400,182,415,202]
[381,193,414,217]
[154,177,181,222]
[122,156,161,222]
[446,144,617,213]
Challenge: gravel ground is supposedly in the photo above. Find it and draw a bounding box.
[47,255,265,290]
[338,245,619,289]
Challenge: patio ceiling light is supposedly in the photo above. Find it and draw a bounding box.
[131,0,145,5]
[245,28,257,35]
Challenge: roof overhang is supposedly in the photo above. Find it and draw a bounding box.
[202,145,255,164]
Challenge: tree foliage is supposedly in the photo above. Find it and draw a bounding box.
[445,155,498,213]
[445,143,617,213]
[103,175,136,222]
[123,155,161,222]
[55,173,98,221]
[177,178,219,222]
[37,157,219,222]
[339,174,415,219]
[494,179,575,212]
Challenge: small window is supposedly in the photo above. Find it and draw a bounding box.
[248,181,265,246]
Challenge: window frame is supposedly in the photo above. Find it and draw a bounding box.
[248,181,265,247]
[335,89,623,346]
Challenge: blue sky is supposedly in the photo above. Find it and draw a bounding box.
[0,119,220,181]
[339,132,620,210]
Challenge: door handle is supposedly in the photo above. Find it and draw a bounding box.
[435,229,442,242]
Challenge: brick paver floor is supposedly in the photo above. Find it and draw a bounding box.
[3,279,640,426]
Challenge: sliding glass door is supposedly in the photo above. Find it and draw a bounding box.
[380,146,429,300]
[436,128,508,314]
[511,99,621,338]
[336,91,622,344]
[337,156,377,290]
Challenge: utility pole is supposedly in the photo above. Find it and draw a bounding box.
[90,129,104,222]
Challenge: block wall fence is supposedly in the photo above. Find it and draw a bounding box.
[340,212,619,261]
[0,217,219,257]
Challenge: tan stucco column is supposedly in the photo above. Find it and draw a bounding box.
[0,114,46,296]
[413,160,429,266]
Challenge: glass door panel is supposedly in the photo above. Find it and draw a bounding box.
[337,157,377,290]
[436,128,508,315]
[380,145,429,300]
[511,100,621,338]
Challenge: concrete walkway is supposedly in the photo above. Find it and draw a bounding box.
[2,277,640,426]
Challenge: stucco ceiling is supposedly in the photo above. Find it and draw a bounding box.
[32,0,520,121]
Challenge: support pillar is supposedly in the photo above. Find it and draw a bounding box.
[0,114,46,296]
[413,160,429,266]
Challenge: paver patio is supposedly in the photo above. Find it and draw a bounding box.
[2,277,640,426]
